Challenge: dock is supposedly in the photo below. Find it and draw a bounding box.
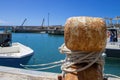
[0,25,64,33]
[0,66,119,80]
[0,66,58,80]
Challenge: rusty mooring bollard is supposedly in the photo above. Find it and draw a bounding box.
[60,16,107,80]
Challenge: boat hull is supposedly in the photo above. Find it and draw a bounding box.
[48,30,64,35]
[105,49,120,58]
[0,53,33,68]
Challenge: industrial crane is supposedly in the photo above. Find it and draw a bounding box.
[41,18,45,27]
[21,18,27,26]
[20,18,27,30]
[41,18,45,29]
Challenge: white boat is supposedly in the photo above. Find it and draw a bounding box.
[0,42,34,68]
[105,28,120,58]
[0,28,34,67]
[0,42,33,58]
[106,42,120,58]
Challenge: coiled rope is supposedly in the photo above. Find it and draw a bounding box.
[21,43,104,72]
[59,44,120,79]
[20,43,120,79]
[59,43,105,72]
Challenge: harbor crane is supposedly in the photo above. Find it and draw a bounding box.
[21,18,27,26]
[41,18,45,28]
[20,18,27,30]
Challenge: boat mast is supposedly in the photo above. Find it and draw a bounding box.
[48,13,50,27]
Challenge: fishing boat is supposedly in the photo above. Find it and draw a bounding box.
[0,28,34,68]
[105,28,120,58]
[48,27,64,35]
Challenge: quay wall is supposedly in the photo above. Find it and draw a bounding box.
[0,25,64,33]
[0,66,59,80]
[0,66,119,80]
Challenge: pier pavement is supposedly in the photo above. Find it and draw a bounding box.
[0,66,119,80]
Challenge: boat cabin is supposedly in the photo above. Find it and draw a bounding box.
[107,28,118,42]
[0,27,12,47]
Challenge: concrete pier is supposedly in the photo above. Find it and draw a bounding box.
[0,66,59,80]
[0,66,119,80]
[0,25,64,33]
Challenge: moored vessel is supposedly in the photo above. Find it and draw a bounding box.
[106,28,120,58]
[0,27,34,68]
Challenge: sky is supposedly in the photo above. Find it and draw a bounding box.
[0,0,120,26]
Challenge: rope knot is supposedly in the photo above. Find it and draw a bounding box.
[59,43,105,73]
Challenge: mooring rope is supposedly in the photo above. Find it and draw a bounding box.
[20,60,64,70]
[20,43,120,79]
[59,43,105,72]
[20,60,64,67]
[21,43,104,72]
[21,64,62,71]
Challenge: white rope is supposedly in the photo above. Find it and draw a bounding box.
[59,43,105,72]
[20,60,64,67]
[22,64,62,71]
[20,43,120,79]
[20,60,64,70]
[59,44,120,78]
[21,43,104,72]
[59,43,88,54]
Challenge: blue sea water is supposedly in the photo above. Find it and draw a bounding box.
[12,33,120,76]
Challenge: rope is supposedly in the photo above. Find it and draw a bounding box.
[20,60,64,70]
[59,43,105,72]
[21,43,104,72]
[20,43,120,79]
[22,64,62,71]
[20,60,64,67]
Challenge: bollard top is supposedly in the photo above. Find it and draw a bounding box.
[64,16,107,52]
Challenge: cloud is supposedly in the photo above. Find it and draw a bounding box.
[0,20,9,25]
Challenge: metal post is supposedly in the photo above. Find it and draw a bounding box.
[48,13,50,27]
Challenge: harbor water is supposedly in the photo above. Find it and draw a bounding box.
[12,33,120,76]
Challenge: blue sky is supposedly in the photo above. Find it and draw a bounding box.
[0,0,120,26]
